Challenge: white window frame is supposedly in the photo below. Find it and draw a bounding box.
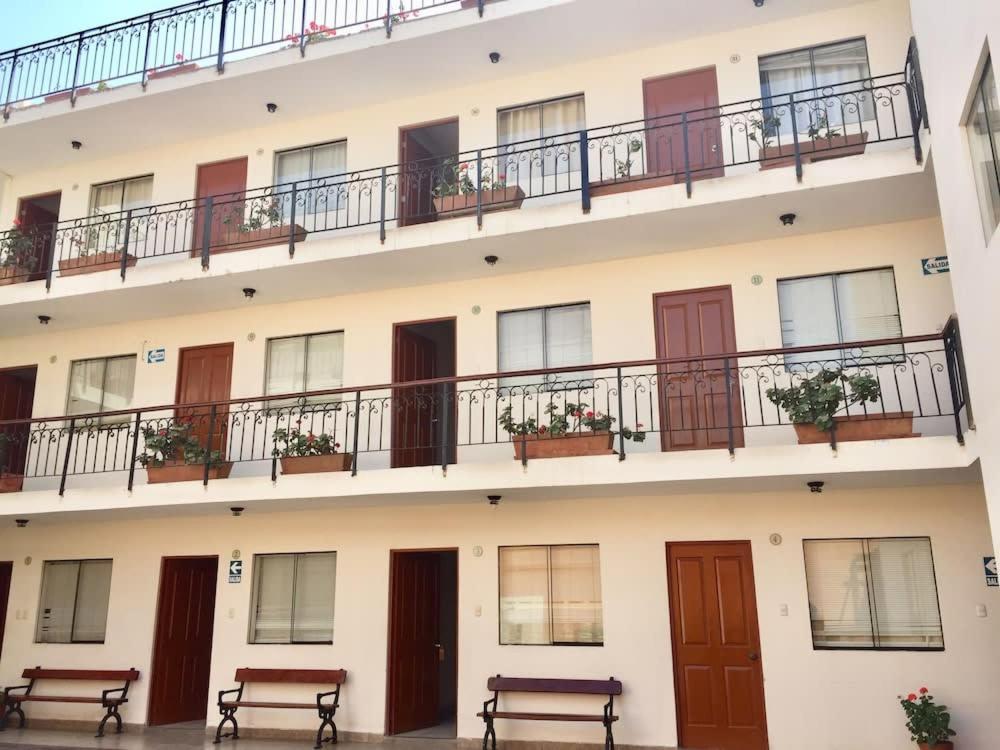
[497,94,586,178]
[273,140,348,216]
[65,354,137,423]
[497,302,593,389]
[965,55,1000,241]
[264,331,345,400]
[803,537,944,651]
[34,559,113,644]
[248,551,337,645]
[88,175,154,217]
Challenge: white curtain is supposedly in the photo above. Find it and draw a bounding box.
[499,546,550,645]
[291,552,336,643]
[266,333,344,397]
[550,545,603,644]
[276,142,347,216]
[305,332,344,392]
[67,356,135,419]
[804,540,875,647]
[498,96,585,179]
[266,337,307,395]
[251,554,295,643]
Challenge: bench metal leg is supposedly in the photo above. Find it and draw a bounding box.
[96,704,123,737]
[314,706,338,748]
[604,720,615,750]
[0,704,26,731]
[214,707,239,744]
[481,716,496,750]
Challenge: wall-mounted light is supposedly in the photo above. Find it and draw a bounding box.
[71,140,82,150]
[266,102,278,114]
[753,0,765,7]
[807,481,825,494]
[484,255,498,266]
[780,213,796,226]
[38,315,51,325]
[242,287,256,299]
[488,495,502,506]
[489,52,501,64]
[230,506,245,517]
[15,519,29,528]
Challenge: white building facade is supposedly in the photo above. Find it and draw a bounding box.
[0,1,996,749]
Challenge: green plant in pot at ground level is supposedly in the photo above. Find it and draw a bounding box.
[766,367,880,432]
[272,423,342,458]
[899,687,956,748]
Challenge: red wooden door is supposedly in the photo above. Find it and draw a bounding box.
[654,287,743,451]
[175,343,234,457]
[643,69,723,182]
[193,157,248,254]
[148,557,219,725]
[0,366,37,477]
[387,551,441,735]
[0,562,12,662]
[667,542,768,750]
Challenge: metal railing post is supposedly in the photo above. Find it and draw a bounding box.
[476,149,484,230]
[724,357,735,457]
[69,32,84,107]
[385,4,393,38]
[906,81,924,165]
[127,411,141,491]
[350,390,361,476]
[288,183,298,257]
[300,1,309,55]
[379,167,388,244]
[120,209,133,281]
[140,14,154,88]
[616,367,626,461]
[440,384,451,474]
[203,404,217,486]
[2,51,18,120]
[201,196,214,269]
[44,227,58,291]
[477,0,485,16]
[217,0,231,73]
[944,325,966,445]
[682,112,692,197]
[59,418,76,496]
[579,129,591,214]
[789,99,803,182]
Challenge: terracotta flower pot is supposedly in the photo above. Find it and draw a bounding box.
[918,743,954,750]
[760,132,869,170]
[0,266,32,286]
[44,87,94,103]
[210,224,308,254]
[280,453,353,474]
[432,186,525,219]
[145,461,233,484]
[512,431,615,460]
[147,62,200,80]
[59,251,137,277]
[792,412,918,444]
[0,474,24,493]
[461,0,497,7]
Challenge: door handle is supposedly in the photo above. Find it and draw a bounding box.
[748,652,759,661]
[435,643,445,662]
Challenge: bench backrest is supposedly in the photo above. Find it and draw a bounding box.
[22,668,140,682]
[234,668,347,685]
[487,676,621,696]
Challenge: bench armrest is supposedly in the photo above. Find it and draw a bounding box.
[317,689,340,710]
[2,684,31,703]
[101,686,127,705]
[217,687,242,707]
[482,694,499,714]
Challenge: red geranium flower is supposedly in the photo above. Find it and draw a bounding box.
[538,425,548,434]
[586,411,594,418]
[12,217,21,228]
[919,687,928,694]
[306,433,316,443]
[175,53,185,61]
[907,693,917,702]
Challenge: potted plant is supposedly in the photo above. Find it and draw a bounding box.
[0,434,23,493]
[899,687,956,750]
[766,367,917,444]
[754,111,868,170]
[59,228,137,276]
[431,158,525,218]
[285,20,337,49]
[137,421,232,483]
[0,219,39,285]
[590,135,656,196]
[273,422,353,474]
[148,53,200,80]
[217,199,307,253]
[499,402,645,460]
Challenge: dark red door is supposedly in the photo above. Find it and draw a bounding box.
[0,562,12,662]
[387,551,441,735]
[0,366,37,477]
[176,343,234,457]
[193,157,248,254]
[643,68,723,182]
[16,193,61,278]
[399,120,458,227]
[667,542,768,750]
[148,557,219,726]
[654,287,743,451]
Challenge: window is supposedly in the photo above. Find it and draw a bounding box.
[67,355,137,419]
[89,176,154,218]
[804,538,943,650]
[499,545,603,645]
[249,552,336,644]
[759,39,873,132]
[275,141,347,216]
[498,95,586,175]
[966,57,1000,240]
[35,559,113,643]
[265,332,344,397]
[498,303,592,387]
[777,269,902,362]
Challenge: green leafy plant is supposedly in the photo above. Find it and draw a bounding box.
[899,687,956,747]
[615,136,644,179]
[498,402,645,441]
[807,111,841,142]
[766,367,881,432]
[222,200,282,232]
[272,423,342,458]
[748,113,782,150]
[0,219,38,270]
[137,421,222,467]
[432,158,507,198]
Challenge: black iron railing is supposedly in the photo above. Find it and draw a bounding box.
[0,322,970,496]
[0,0,487,118]
[0,71,926,288]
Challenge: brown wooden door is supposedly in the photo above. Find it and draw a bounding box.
[643,69,723,182]
[387,551,441,735]
[0,562,12,662]
[667,541,768,750]
[194,157,248,254]
[399,119,458,227]
[176,343,234,457]
[148,557,218,726]
[654,287,743,451]
[0,366,37,476]
[17,193,61,278]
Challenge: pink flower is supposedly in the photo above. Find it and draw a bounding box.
[538,425,548,434]
[572,409,581,417]
[307,433,316,443]
[636,422,644,428]
[309,20,319,30]
[175,53,185,61]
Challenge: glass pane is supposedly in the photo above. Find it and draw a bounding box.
[305,333,344,392]
[835,269,902,360]
[90,182,124,216]
[778,276,840,365]
[72,560,112,642]
[867,538,943,648]
[499,546,551,644]
[251,554,294,643]
[67,359,107,415]
[545,304,592,369]
[804,540,875,648]
[811,39,871,87]
[498,104,541,147]
[542,96,585,171]
[291,552,336,642]
[499,309,545,373]
[759,48,814,102]
[550,545,603,644]
[36,561,80,643]
[275,149,313,186]
[311,143,347,179]
[122,176,153,213]
[967,60,1000,239]
[267,337,306,395]
[101,356,137,413]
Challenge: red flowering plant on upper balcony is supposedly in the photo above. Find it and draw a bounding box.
[286,20,337,47]
[272,422,343,457]
[0,218,39,272]
[898,687,956,748]
[498,402,645,442]
[137,420,223,467]
[432,158,507,198]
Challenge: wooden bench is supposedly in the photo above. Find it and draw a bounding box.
[0,667,140,737]
[214,668,347,748]
[478,675,622,750]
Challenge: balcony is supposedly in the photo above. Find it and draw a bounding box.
[0,322,972,508]
[0,68,928,293]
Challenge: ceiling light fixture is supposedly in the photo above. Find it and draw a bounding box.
[15,519,29,528]
[484,255,498,266]
[807,481,825,494]
[753,0,765,7]
[71,140,82,150]
[488,495,502,506]
[38,315,51,325]
[489,52,501,64]
[230,506,245,517]
[242,287,256,299]
[780,213,796,226]
[266,102,278,113]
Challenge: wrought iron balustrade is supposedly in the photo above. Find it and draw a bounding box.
[0,70,926,289]
[0,322,970,497]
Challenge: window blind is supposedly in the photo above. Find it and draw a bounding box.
[35,560,112,643]
[72,560,113,642]
[867,538,943,648]
[251,554,295,643]
[804,540,874,647]
[291,553,336,643]
[250,551,336,644]
[550,545,603,644]
[499,546,550,645]
[498,304,592,388]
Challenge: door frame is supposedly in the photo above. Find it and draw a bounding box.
[384,547,460,736]
[397,117,459,227]
[0,365,38,476]
[174,342,235,405]
[15,191,62,277]
[146,554,220,727]
[665,540,769,750]
[0,561,12,663]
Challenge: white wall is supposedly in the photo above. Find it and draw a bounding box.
[0,482,995,749]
